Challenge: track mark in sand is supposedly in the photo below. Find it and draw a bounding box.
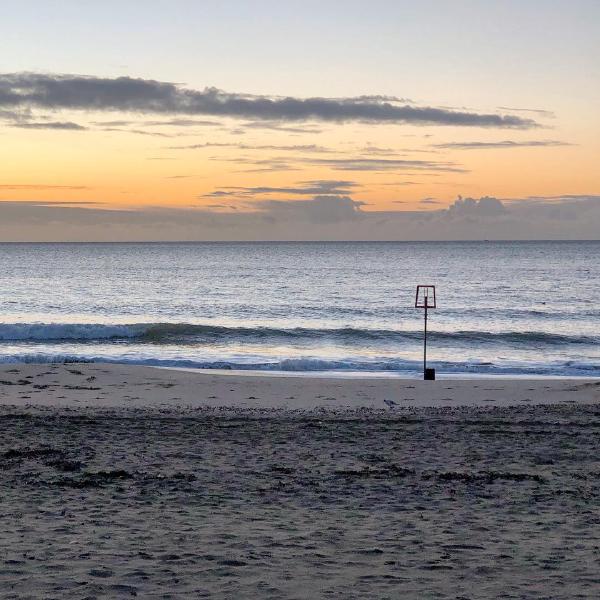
[443,544,485,551]
[420,563,454,571]
[64,385,101,391]
[565,381,600,392]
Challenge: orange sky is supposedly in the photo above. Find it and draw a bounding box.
[1,111,598,213]
[1,1,598,239]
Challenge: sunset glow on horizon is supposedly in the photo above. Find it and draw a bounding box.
[1,1,598,240]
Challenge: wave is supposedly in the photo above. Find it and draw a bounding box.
[0,321,596,346]
[0,323,145,341]
[0,351,598,377]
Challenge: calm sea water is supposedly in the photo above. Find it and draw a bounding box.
[0,242,598,376]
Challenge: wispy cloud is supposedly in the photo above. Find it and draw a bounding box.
[496,106,555,118]
[242,121,324,134]
[93,118,221,128]
[0,184,90,190]
[9,121,87,130]
[433,140,571,150]
[170,142,334,153]
[203,180,358,198]
[101,127,175,137]
[0,73,539,128]
[211,153,465,173]
[295,157,467,172]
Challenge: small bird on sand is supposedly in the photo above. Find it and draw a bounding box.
[384,399,398,409]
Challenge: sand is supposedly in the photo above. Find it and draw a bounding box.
[1,362,599,410]
[1,363,599,599]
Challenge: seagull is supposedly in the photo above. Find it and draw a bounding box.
[384,399,398,409]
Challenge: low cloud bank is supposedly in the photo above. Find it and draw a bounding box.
[0,195,598,241]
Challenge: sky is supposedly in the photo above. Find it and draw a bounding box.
[1,0,599,240]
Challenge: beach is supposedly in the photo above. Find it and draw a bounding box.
[1,363,599,598]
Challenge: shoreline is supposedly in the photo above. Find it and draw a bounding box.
[1,363,598,410]
[157,366,600,380]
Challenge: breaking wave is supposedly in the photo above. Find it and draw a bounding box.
[0,322,596,346]
[0,351,598,377]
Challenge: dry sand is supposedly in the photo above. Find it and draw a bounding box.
[1,363,599,599]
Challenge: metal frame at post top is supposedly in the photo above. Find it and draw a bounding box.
[415,285,436,380]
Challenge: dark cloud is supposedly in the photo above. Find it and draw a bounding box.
[10,121,87,130]
[433,140,571,150]
[0,73,538,128]
[0,107,33,121]
[420,198,442,205]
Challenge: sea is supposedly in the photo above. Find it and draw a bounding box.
[0,241,598,377]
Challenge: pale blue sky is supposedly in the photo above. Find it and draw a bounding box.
[1,0,598,111]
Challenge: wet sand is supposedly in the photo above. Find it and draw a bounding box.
[1,363,599,598]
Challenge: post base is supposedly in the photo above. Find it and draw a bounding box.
[424,368,436,380]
